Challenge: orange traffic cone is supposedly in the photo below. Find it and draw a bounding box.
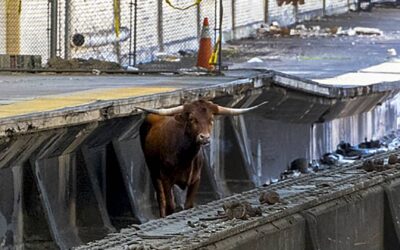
[197,18,213,70]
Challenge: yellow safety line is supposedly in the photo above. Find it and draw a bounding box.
[0,87,176,118]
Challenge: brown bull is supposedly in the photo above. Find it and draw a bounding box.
[138,100,266,217]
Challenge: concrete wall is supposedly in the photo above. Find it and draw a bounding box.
[205,184,398,250]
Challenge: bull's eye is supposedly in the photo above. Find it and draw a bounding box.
[190,117,197,124]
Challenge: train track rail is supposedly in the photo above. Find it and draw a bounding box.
[75,149,400,250]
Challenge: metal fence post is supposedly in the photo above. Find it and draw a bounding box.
[197,4,201,39]
[50,0,58,59]
[218,0,223,72]
[64,0,70,59]
[231,0,235,37]
[264,0,269,23]
[157,0,164,52]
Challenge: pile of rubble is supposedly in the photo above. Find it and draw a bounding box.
[218,191,282,220]
[256,21,384,38]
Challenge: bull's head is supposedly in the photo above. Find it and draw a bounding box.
[137,100,267,145]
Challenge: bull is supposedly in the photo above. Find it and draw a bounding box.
[138,100,266,217]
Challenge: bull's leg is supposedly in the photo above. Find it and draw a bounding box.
[184,179,200,209]
[155,179,167,217]
[165,185,176,216]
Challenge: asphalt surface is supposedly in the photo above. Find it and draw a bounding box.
[0,74,241,105]
[227,7,400,79]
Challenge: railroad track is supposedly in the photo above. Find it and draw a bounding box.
[75,149,400,250]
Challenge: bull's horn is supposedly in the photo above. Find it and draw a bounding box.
[216,101,268,115]
[135,105,184,115]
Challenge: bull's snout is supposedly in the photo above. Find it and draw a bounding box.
[197,133,211,145]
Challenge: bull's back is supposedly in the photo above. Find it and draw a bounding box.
[140,114,180,159]
[140,114,167,146]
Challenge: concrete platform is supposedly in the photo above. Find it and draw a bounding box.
[228,7,400,79]
[0,69,399,138]
[75,150,400,250]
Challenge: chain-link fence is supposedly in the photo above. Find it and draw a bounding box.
[0,0,221,71]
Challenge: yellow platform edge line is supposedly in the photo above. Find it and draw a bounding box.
[0,87,176,119]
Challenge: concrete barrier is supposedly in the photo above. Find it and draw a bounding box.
[0,71,399,249]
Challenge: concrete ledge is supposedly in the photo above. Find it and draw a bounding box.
[0,70,399,138]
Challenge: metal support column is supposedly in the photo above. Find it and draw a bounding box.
[264,0,269,23]
[50,0,58,58]
[64,0,70,59]
[218,0,223,72]
[157,0,164,52]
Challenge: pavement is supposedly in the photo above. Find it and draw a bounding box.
[0,74,243,118]
[0,7,400,120]
[227,7,400,80]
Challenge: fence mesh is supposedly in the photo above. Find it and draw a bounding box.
[0,0,220,71]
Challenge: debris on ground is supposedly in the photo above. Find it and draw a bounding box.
[388,154,399,164]
[47,57,122,70]
[358,155,397,172]
[187,220,208,228]
[353,27,383,36]
[222,200,262,220]
[359,138,381,149]
[247,57,263,63]
[259,191,281,205]
[255,23,383,38]
[290,158,309,173]
[387,48,397,57]
[154,52,181,62]
[360,159,388,172]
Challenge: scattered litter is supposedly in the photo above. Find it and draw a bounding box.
[353,27,383,36]
[178,67,210,76]
[222,200,262,220]
[387,48,397,57]
[255,23,383,38]
[359,138,381,149]
[155,52,181,62]
[259,191,281,205]
[247,57,263,63]
[359,158,393,172]
[92,69,101,75]
[187,220,208,228]
[124,66,139,71]
[178,49,196,57]
[256,24,270,36]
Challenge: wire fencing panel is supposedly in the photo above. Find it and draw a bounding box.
[0,0,219,70]
[0,0,49,67]
[61,0,219,70]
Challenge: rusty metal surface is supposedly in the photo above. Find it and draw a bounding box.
[75,150,400,250]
